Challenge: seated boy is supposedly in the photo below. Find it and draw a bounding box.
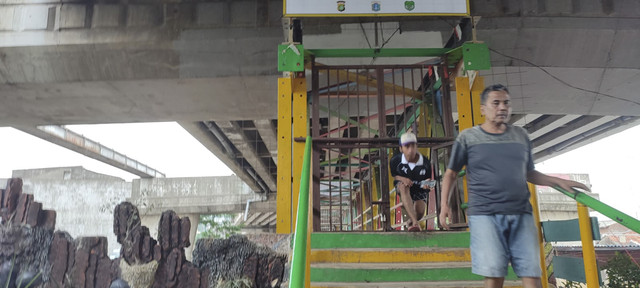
[389,132,433,232]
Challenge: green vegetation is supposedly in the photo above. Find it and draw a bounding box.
[604,252,640,288]
[197,214,243,240]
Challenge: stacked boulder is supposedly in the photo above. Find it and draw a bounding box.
[0,179,286,288]
[114,202,205,288]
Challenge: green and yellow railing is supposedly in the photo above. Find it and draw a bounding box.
[289,136,312,288]
[551,186,640,288]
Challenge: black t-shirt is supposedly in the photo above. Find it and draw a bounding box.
[390,153,432,195]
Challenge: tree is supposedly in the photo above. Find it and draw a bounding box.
[197,214,243,240]
[604,252,640,288]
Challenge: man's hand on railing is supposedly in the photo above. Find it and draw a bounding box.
[555,179,591,197]
[527,170,591,196]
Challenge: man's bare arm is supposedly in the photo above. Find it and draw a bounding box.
[527,170,591,193]
[439,169,458,229]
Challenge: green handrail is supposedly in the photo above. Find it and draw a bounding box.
[289,136,313,288]
[554,186,640,234]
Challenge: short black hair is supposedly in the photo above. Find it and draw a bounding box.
[480,84,510,105]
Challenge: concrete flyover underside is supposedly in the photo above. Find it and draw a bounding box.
[1,0,640,195]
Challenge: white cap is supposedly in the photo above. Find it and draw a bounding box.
[399,133,417,146]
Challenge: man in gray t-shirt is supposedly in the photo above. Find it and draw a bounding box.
[439,84,590,288]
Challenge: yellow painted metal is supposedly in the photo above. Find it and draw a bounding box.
[416,101,432,162]
[387,150,396,229]
[310,248,471,263]
[277,77,293,234]
[577,202,600,287]
[372,178,379,231]
[528,183,549,288]
[362,182,370,231]
[292,77,308,229]
[306,62,422,99]
[469,76,485,125]
[455,77,473,131]
[455,77,472,205]
[416,102,433,230]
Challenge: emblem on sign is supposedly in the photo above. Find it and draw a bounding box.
[337,1,346,12]
[404,1,415,11]
[371,1,380,12]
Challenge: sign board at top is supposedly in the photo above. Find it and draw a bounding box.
[283,0,469,17]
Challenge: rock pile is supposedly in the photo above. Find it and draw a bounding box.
[0,179,286,288]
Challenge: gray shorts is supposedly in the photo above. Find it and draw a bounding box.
[468,214,541,278]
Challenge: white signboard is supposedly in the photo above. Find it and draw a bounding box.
[284,0,469,17]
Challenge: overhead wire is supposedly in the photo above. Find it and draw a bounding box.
[489,48,640,107]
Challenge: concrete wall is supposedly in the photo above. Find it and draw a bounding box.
[5,167,268,259]
[13,168,131,258]
[131,175,265,216]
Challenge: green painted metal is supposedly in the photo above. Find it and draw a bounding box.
[289,136,313,288]
[278,44,305,72]
[553,256,602,285]
[461,43,491,70]
[445,43,491,70]
[541,218,601,242]
[310,267,519,282]
[318,105,379,136]
[311,232,470,249]
[445,46,463,66]
[307,48,451,58]
[554,186,640,234]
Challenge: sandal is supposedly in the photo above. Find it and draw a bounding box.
[408,224,421,232]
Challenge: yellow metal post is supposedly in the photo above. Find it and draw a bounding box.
[455,77,473,131]
[416,102,432,230]
[362,182,369,230]
[372,170,380,230]
[277,76,293,234]
[577,202,600,288]
[528,183,549,288]
[455,76,485,206]
[469,76,485,125]
[292,77,308,228]
[455,77,472,204]
[416,101,432,162]
[387,152,396,229]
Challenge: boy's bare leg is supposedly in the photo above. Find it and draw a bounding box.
[398,184,419,226]
[414,199,426,228]
[522,277,542,288]
[485,277,504,288]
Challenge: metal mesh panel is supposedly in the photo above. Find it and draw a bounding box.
[310,63,451,232]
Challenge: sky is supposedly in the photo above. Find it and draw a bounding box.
[1,121,639,222]
[0,122,233,181]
